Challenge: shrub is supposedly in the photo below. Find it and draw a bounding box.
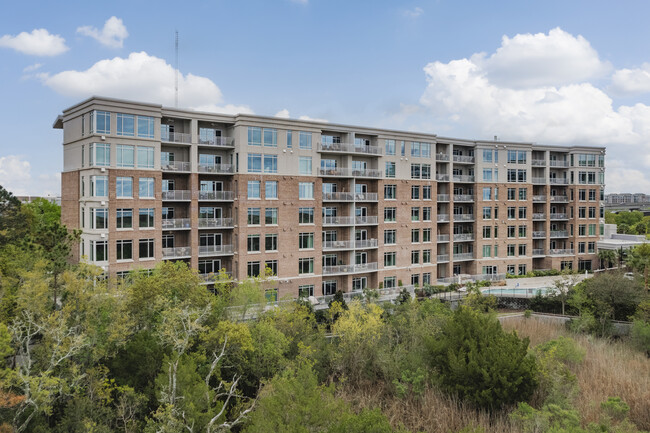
[427,307,538,410]
[630,319,650,356]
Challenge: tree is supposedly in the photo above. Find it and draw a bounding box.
[427,306,538,410]
[0,185,27,248]
[626,243,650,291]
[598,249,617,269]
[553,273,581,315]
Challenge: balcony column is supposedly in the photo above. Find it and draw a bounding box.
[190,170,199,270]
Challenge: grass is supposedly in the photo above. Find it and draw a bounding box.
[338,316,650,433]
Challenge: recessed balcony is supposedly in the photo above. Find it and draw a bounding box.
[550,195,569,203]
[532,231,546,238]
[452,175,475,183]
[198,191,235,201]
[550,230,569,238]
[453,252,474,261]
[533,213,546,220]
[322,262,378,275]
[198,218,234,229]
[531,159,546,166]
[437,194,450,202]
[453,233,475,242]
[549,178,569,185]
[437,214,450,222]
[318,168,382,178]
[549,160,569,168]
[162,218,191,230]
[436,153,450,162]
[162,246,192,259]
[198,244,234,257]
[162,161,190,172]
[161,131,191,144]
[532,249,545,257]
[533,195,546,202]
[322,239,378,251]
[162,190,192,201]
[322,192,378,202]
[548,248,574,256]
[550,213,568,220]
[437,254,450,262]
[198,163,235,174]
[454,214,475,222]
[198,136,235,148]
[318,142,382,156]
[436,174,450,182]
[437,234,450,242]
[453,194,474,202]
[452,155,475,164]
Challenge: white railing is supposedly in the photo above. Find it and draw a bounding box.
[355,216,378,225]
[162,218,191,230]
[198,218,234,228]
[161,131,191,144]
[437,234,450,242]
[453,155,475,163]
[198,163,235,174]
[453,233,474,241]
[198,244,234,256]
[437,214,450,222]
[549,230,568,237]
[355,193,379,201]
[549,160,569,167]
[322,192,354,201]
[454,214,475,221]
[548,248,574,256]
[162,246,192,258]
[322,239,378,250]
[533,195,546,202]
[550,213,568,220]
[198,191,235,201]
[318,142,382,155]
[532,177,546,184]
[322,262,378,275]
[533,213,546,219]
[437,254,450,262]
[550,195,569,202]
[532,231,546,238]
[322,216,355,226]
[533,249,545,256]
[162,190,192,201]
[436,153,450,161]
[452,175,475,182]
[436,174,450,182]
[453,253,474,261]
[453,194,474,202]
[549,178,569,185]
[319,168,382,178]
[437,273,506,284]
[531,159,546,166]
[437,194,450,201]
[198,136,235,147]
[162,161,190,172]
[199,271,233,283]
[355,239,379,248]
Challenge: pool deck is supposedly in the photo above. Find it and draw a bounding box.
[490,273,591,290]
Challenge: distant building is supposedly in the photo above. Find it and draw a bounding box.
[16,195,62,206]
[605,193,650,205]
[597,223,647,251]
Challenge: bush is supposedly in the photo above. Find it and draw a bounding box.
[427,307,538,410]
[630,320,650,356]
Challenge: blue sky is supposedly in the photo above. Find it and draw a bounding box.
[2,0,650,195]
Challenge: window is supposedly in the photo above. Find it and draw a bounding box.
[116,209,133,229]
[93,110,110,134]
[299,207,314,224]
[507,207,516,219]
[508,226,516,238]
[578,242,586,253]
[90,143,110,166]
[579,224,586,236]
[384,229,396,245]
[247,261,261,277]
[518,264,527,276]
[139,239,154,259]
[265,181,278,199]
[248,127,261,146]
[482,226,491,239]
[265,208,278,225]
[299,285,314,298]
[411,274,419,286]
[265,234,278,251]
[299,157,312,175]
[519,225,527,238]
[247,208,260,225]
[263,128,277,147]
[519,188,527,200]
[482,245,492,258]
[518,207,527,219]
[287,130,293,148]
[248,181,261,199]
[411,207,420,222]
[116,177,133,198]
[116,240,133,261]
[507,244,515,257]
[322,280,337,295]
[588,189,596,201]
[116,145,134,168]
[137,147,154,169]
[384,207,396,222]
[384,184,396,199]
[385,161,395,178]
[483,207,492,220]
[384,252,396,267]
[588,242,595,253]
[519,244,527,256]
[411,142,421,157]
[411,185,420,200]
[384,276,396,289]
[578,207,586,218]
[264,154,277,173]
[298,257,314,274]
[116,113,135,136]
[385,139,396,155]
[91,208,108,229]
[589,224,596,236]
[139,177,154,198]
[247,235,261,252]
[483,187,492,201]
[137,116,154,138]
[483,169,493,182]
[299,131,312,149]
[507,264,516,275]
[579,189,587,201]
[299,182,314,199]
[423,249,431,263]
[423,207,432,221]
[299,232,314,249]
[410,250,419,264]
[507,188,516,200]
[91,240,108,262]
[411,229,420,243]
[248,154,262,172]
[139,208,154,228]
[423,185,431,200]
[588,207,596,219]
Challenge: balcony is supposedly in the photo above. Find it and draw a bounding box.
[437,254,450,262]
[550,230,569,238]
[452,175,475,182]
[453,252,474,261]
[162,246,192,259]
[531,159,546,166]
[322,262,378,275]
[198,136,235,148]
[436,153,450,162]
[453,233,474,242]
[437,194,450,202]
[436,174,450,182]
[437,214,450,222]
[532,231,546,238]
[533,195,546,202]
[323,216,355,226]
[162,190,192,201]
[550,195,569,203]
[548,248,574,256]
[355,216,378,225]
[322,239,378,251]
[198,244,234,257]
[533,213,546,220]
[453,194,474,202]
[198,191,235,201]
[162,161,190,172]
[532,177,546,185]
[453,155,475,164]
[321,192,378,202]
[549,160,569,168]
[549,178,569,185]
[198,218,234,229]
[550,213,568,220]
[437,234,450,242]
[532,249,545,257]
[318,142,382,156]
[198,163,235,174]
[454,214,475,222]
[161,131,191,144]
[162,218,191,230]
[199,271,234,284]
[318,168,382,178]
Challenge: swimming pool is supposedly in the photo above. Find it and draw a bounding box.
[482,287,556,296]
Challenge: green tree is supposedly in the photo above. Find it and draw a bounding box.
[0,185,27,247]
[597,249,617,269]
[626,243,650,291]
[427,306,538,410]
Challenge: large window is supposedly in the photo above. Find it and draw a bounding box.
[116,177,133,198]
[385,161,395,178]
[247,235,261,252]
[265,234,278,251]
[248,127,261,146]
[248,154,262,172]
[263,128,277,147]
[265,208,278,225]
[90,143,110,166]
[139,239,154,259]
[384,251,396,267]
[264,155,277,173]
[299,285,314,298]
[139,177,154,198]
[139,208,154,228]
[385,139,396,155]
[93,110,111,134]
[265,181,278,199]
[91,240,108,262]
[116,209,133,229]
[137,147,154,168]
[247,261,261,277]
[299,131,312,149]
[137,116,154,138]
[299,232,314,249]
[91,176,108,197]
[299,207,314,224]
[299,157,312,175]
[299,182,314,199]
[247,208,261,225]
[298,257,314,274]
[384,207,396,222]
[91,208,108,229]
[248,181,261,199]
[116,240,133,261]
[384,184,396,200]
[116,145,134,168]
[116,113,135,136]
[384,229,396,244]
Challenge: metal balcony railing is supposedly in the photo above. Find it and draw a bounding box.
[453,194,474,202]
[550,195,569,202]
[437,234,450,242]
[436,153,450,161]
[322,216,355,226]
[198,191,235,201]
[198,218,234,228]
[532,249,545,256]
[549,178,569,185]
[161,131,191,144]
[550,213,568,220]
[322,262,378,275]
[533,213,546,219]
[437,254,450,262]
[532,231,546,238]
[354,193,379,201]
[453,155,475,163]
[198,163,235,174]
[162,161,190,172]
[162,246,192,258]
[198,136,235,147]
[532,177,546,184]
[318,142,382,155]
[355,216,378,225]
[549,160,569,167]
[454,214,475,221]
[453,252,474,261]
[162,190,192,201]
[322,239,379,250]
[161,218,191,230]
[531,159,546,166]
[453,233,474,241]
[548,248,574,256]
[436,174,450,182]
[533,195,546,202]
[198,244,234,256]
[550,230,569,237]
[437,214,450,222]
[452,175,475,182]
[437,194,450,202]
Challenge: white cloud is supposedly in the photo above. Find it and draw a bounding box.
[274,109,290,118]
[611,63,650,95]
[408,27,650,193]
[0,29,68,56]
[39,51,248,113]
[273,108,327,122]
[77,16,128,48]
[403,7,424,18]
[23,63,42,72]
[0,155,60,197]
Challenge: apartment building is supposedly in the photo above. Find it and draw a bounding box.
[55,97,606,298]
